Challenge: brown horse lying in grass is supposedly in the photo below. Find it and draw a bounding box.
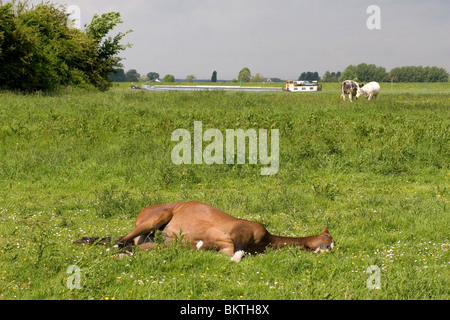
[111,201,335,262]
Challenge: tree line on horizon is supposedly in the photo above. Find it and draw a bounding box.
[111,64,449,84]
[332,64,448,83]
[109,67,282,83]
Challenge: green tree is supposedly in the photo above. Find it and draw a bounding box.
[211,71,217,83]
[109,68,126,82]
[186,75,195,82]
[252,72,265,82]
[321,71,332,82]
[162,74,175,82]
[373,65,390,82]
[390,66,409,82]
[353,63,389,82]
[0,2,86,91]
[125,69,140,82]
[322,71,341,83]
[424,66,448,82]
[147,72,160,81]
[339,66,358,82]
[238,67,251,82]
[390,66,448,82]
[0,1,131,92]
[84,12,132,90]
[298,72,320,81]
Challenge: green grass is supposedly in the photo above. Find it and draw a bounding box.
[0,83,449,300]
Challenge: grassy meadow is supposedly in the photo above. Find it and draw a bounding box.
[0,82,448,300]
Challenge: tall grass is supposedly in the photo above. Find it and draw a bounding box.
[0,84,448,300]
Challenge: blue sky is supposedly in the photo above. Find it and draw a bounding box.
[52,0,449,80]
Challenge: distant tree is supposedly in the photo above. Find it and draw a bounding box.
[109,68,126,82]
[125,69,140,82]
[339,67,358,82]
[425,66,448,82]
[353,63,389,82]
[186,75,195,82]
[322,71,330,82]
[354,63,372,82]
[340,63,392,83]
[162,74,175,82]
[251,72,264,82]
[147,72,160,81]
[211,71,217,83]
[238,67,251,82]
[373,66,390,82]
[390,66,448,82]
[322,71,341,83]
[298,72,320,81]
[313,72,320,81]
[391,66,414,82]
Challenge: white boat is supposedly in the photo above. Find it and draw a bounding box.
[284,80,322,92]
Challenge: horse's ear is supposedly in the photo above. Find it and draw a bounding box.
[321,226,329,234]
